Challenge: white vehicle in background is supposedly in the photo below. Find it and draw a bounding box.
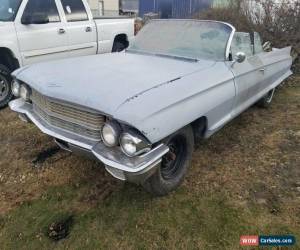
[0,0,134,107]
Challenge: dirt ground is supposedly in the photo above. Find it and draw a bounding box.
[0,76,299,249]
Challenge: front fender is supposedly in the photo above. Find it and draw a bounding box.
[114,62,235,143]
[0,23,22,66]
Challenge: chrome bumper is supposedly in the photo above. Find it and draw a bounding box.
[9,99,169,183]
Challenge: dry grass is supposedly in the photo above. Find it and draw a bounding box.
[0,76,299,249]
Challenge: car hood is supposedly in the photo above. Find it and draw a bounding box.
[14,52,215,115]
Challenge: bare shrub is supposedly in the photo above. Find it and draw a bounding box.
[196,0,300,73]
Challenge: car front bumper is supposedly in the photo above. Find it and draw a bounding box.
[9,98,169,183]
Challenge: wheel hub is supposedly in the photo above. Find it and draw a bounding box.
[161,135,186,180]
[163,148,177,165]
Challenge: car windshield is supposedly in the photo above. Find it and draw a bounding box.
[0,0,22,21]
[128,20,233,61]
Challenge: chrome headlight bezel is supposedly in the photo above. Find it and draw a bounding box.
[120,131,151,157]
[100,120,122,147]
[20,84,31,101]
[11,80,21,97]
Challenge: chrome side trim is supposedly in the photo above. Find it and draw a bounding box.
[24,47,69,59]
[24,45,95,59]
[225,25,236,61]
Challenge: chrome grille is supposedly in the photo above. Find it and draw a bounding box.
[31,90,105,140]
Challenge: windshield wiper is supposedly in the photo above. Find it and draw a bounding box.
[126,49,198,62]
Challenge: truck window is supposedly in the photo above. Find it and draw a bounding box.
[61,0,88,22]
[22,0,60,23]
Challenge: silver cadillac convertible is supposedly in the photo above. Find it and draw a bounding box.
[9,20,292,196]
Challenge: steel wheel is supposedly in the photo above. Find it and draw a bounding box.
[0,76,9,102]
[142,125,194,196]
[161,135,187,180]
[0,64,13,108]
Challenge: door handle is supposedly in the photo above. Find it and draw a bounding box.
[85,26,92,32]
[259,68,265,72]
[58,28,66,34]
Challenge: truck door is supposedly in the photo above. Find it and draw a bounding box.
[229,32,264,116]
[60,0,97,58]
[15,0,69,65]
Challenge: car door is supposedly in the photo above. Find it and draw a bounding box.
[60,0,97,58]
[252,32,270,94]
[15,0,69,66]
[253,32,277,94]
[229,32,264,116]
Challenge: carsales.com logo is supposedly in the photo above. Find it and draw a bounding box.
[240,235,296,247]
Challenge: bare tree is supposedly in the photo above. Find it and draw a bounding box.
[196,0,300,73]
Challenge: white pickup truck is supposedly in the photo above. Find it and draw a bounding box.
[0,0,134,107]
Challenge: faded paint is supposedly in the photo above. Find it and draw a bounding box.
[12,20,292,144]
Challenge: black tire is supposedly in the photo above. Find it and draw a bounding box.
[112,41,126,52]
[0,64,13,109]
[142,125,194,196]
[256,88,275,108]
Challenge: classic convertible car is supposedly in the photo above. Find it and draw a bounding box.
[9,20,292,196]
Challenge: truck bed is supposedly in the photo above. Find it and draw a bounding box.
[93,17,135,54]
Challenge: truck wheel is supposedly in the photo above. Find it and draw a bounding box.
[142,125,194,196]
[0,64,13,109]
[256,88,275,108]
[112,41,126,52]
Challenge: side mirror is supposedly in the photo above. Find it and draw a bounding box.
[230,51,246,67]
[235,51,246,63]
[263,41,272,52]
[21,13,49,25]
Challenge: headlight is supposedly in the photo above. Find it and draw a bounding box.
[120,132,151,157]
[12,80,20,97]
[20,85,31,101]
[101,121,122,147]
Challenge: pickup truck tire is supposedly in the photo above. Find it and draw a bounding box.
[256,88,275,108]
[112,41,126,52]
[0,64,13,108]
[143,125,194,196]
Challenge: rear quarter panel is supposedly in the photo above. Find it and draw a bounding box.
[115,62,236,143]
[258,47,292,94]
